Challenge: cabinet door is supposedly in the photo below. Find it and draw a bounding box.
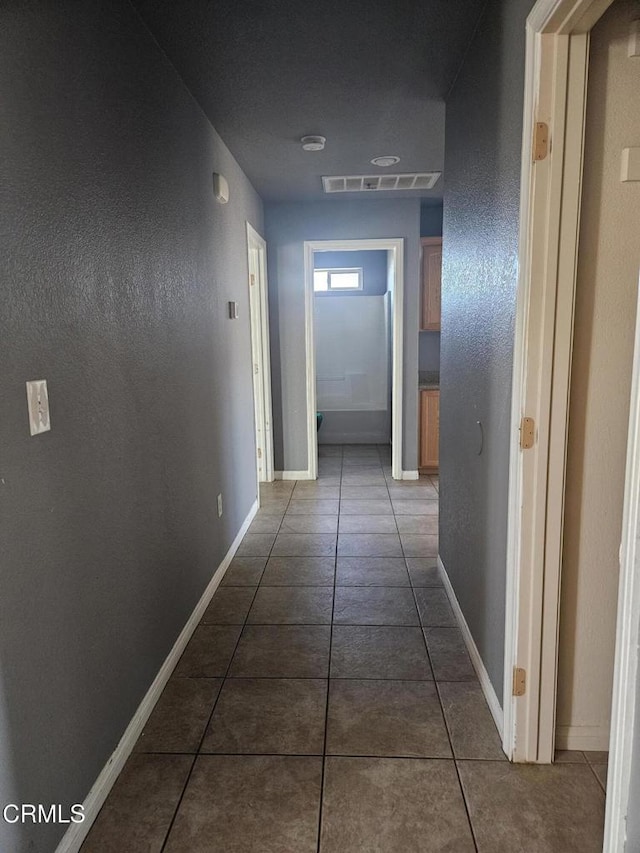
[421,238,442,331]
[419,389,439,470]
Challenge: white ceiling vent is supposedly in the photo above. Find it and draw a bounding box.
[322,172,441,194]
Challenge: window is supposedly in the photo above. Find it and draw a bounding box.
[313,267,363,293]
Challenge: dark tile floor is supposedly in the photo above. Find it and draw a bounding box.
[81,445,607,852]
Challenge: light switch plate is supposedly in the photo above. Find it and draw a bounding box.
[228,301,239,319]
[629,20,640,57]
[621,148,640,182]
[26,380,51,435]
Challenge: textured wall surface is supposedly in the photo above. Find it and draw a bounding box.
[132,0,484,201]
[558,0,640,749]
[419,333,440,373]
[440,0,535,703]
[0,3,262,851]
[420,203,444,237]
[265,199,421,472]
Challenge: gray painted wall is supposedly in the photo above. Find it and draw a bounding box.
[314,250,388,296]
[419,333,441,374]
[440,0,535,703]
[0,3,263,851]
[420,203,444,237]
[265,199,421,472]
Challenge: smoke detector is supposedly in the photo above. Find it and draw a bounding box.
[301,135,326,151]
[371,155,400,167]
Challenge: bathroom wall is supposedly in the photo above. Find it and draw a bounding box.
[315,295,390,444]
[315,250,391,443]
[314,250,388,296]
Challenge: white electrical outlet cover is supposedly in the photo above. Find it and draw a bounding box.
[629,19,640,57]
[26,380,51,435]
[621,148,640,182]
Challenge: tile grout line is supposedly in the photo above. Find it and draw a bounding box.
[315,443,343,853]
[585,758,608,795]
[151,450,464,851]
[171,675,479,684]
[140,750,510,762]
[390,465,479,853]
[158,479,297,851]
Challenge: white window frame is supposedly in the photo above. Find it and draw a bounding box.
[313,266,364,293]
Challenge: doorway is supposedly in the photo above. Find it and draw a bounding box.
[505,0,640,848]
[303,238,405,480]
[246,222,274,484]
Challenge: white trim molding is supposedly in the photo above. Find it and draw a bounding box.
[438,556,504,740]
[401,470,420,481]
[604,276,640,853]
[303,242,319,481]
[505,0,614,767]
[55,500,258,853]
[246,222,275,483]
[302,238,405,481]
[506,0,637,850]
[275,470,314,481]
[555,725,611,752]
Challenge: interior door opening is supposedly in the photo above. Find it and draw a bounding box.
[246,222,274,485]
[303,238,405,480]
[505,0,640,847]
[313,248,392,452]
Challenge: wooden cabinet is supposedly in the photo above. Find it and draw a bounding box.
[420,237,442,331]
[419,389,439,470]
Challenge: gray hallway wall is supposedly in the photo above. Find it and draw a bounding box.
[439,0,535,704]
[0,2,263,851]
[265,199,421,472]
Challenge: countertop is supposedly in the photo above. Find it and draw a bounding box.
[418,371,440,390]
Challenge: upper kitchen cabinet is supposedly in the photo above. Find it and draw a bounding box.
[420,237,442,331]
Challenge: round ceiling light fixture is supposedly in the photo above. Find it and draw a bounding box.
[371,155,400,167]
[301,135,326,151]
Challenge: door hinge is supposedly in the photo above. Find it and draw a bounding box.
[257,447,262,459]
[513,667,526,697]
[250,273,256,286]
[520,416,535,450]
[533,122,549,161]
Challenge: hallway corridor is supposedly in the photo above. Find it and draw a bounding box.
[81,445,606,852]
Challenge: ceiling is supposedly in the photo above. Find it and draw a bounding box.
[134,0,486,203]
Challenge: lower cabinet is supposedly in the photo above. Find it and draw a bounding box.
[419,389,439,471]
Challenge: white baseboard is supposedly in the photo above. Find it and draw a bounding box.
[55,499,258,853]
[438,556,504,739]
[555,725,610,751]
[275,470,313,481]
[318,433,391,444]
[401,470,420,480]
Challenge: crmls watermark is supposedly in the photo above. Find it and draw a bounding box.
[2,804,85,824]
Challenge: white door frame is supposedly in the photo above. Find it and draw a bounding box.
[303,238,405,480]
[505,0,638,846]
[246,222,274,483]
